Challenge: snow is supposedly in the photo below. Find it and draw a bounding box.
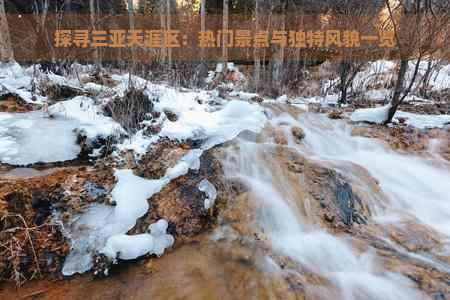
[0,111,81,165]
[351,104,392,124]
[395,111,450,129]
[84,82,108,94]
[101,219,174,261]
[229,91,260,101]
[198,179,217,210]
[0,62,46,104]
[62,77,267,275]
[116,76,266,155]
[48,96,124,139]
[161,100,266,146]
[351,104,450,129]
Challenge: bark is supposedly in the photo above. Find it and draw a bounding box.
[0,0,13,61]
[90,0,100,64]
[339,61,350,105]
[64,0,72,13]
[166,0,172,66]
[254,0,270,92]
[222,0,229,62]
[385,0,423,123]
[270,0,286,96]
[386,60,408,123]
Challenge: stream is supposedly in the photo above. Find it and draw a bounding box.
[223,110,450,299]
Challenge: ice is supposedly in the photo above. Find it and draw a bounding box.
[198,179,217,210]
[351,104,450,128]
[101,219,174,261]
[395,111,450,129]
[350,104,392,124]
[112,170,167,224]
[165,149,202,179]
[0,96,122,165]
[62,170,169,275]
[63,150,206,275]
[0,111,80,165]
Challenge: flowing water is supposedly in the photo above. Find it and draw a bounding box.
[223,110,450,300]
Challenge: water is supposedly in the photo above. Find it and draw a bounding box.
[297,114,450,238]
[222,111,450,299]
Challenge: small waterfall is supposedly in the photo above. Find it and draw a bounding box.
[223,122,426,299]
[297,114,450,239]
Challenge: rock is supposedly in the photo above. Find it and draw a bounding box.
[40,80,87,101]
[144,125,161,136]
[291,126,305,143]
[250,95,264,103]
[328,110,343,119]
[151,110,161,119]
[131,148,231,240]
[274,129,288,145]
[104,88,154,133]
[137,139,188,179]
[164,109,178,122]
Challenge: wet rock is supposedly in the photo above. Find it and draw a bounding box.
[351,124,429,153]
[333,179,366,226]
[388,221,443,253]
[0,238,306,300]
[137,139,188,179]
[132,148,233,240]
[274,147,370,229]
[291,126,305,143]
[163,109,178,122]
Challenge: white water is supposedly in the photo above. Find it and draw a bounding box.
[223,111,450,299]
[297,114,450,238]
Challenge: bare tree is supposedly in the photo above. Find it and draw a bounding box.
[222,0,229,62]
[385,0,423,123]
[0,0,13,61]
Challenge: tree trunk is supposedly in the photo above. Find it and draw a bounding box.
[64,0,72,13]
[339,61,350,105]
[90,0,100,64]
[386,60,408,123]
[222,0,229,62]
[0,0,13,61]
[270,0,286,96]
[166,0,172,66]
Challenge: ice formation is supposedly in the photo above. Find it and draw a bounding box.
[101,219,174,261]
[198,179,217,210]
